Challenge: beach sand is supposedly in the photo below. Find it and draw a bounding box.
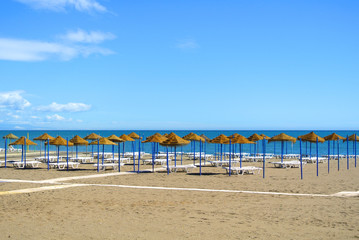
[0,152,358,239]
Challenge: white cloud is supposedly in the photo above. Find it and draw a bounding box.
[46,114,65,121]
[0,38,113,62]
[176,39,199,49]
[30,116,40,119]
[37,102,91,112]
[0,91,31,110]
[61,29,116,44]
[15,0,107,13]
[14,126,25,130]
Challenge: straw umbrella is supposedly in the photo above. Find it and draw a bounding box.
[297,132,324,177]
[9,136,37,168]
[107,135,125,172]
[33,133,55,157]
[248,133,264,156]
[230,135,255,167]
[90,138,116,172]
[209,134,230,162]
[142,135,164,172]
[324,133,345,173]
[119,134,136,171]
[160,133,190,175]
[183,133,205,165]
[70,135,88,158]
[343,134,359,169]
[268,133,296,163]
[3,133,18,162]
[49,136,74,171]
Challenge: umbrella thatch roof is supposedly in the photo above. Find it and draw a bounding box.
[107,134,125,143]
[49,136,74,146]
[84,133,101,140]
[160,133,190,147]
[230,135,255,144]
[10,136,37,146]
[142,135,164,143]
[268,133,296,143]
[343,134,359,142]
[90,137,116,145]
[209,134,230,144]
[324,133,346,141]
[119,134,135,142]
[248,133,264,142]
[128,132,140,139]
[33,133,55,141]
[146,133,167,142]
[183,133,205,142]
[260,134,270,140]
[3,133,18,139]
[199,134,210,142]
[297,132,325,143]
[228,133,240,139]
[70,135,89,145]
[163,133,169,138]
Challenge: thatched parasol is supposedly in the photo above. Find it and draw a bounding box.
[70,135,89,158]
[209,134,229,144]
[33,133,54,141]
[9,136,37,167]
[231,135,255,167]
[119,134,135,142]
[128,132,140,139]
[107,135,125,143]
[260,134,270,140]
[297,132,325,143]
[142,135,166,172]
[90,138,116,172]
[248,133,264,142]
[3,133,18,140]
[50,136,74,146]
[324,133,345,141]
[84,133,101,140]
[199,134,210,142]
[343,134,359,142]
[90,138,116,145]
[268,133,296,163]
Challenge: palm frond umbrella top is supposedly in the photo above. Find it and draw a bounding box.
[33,133,55,141]
[297,132,325,143]
[183,133,205,142]
[247,133,264,142]
[70,135,88,145]
[160,133,190,147]
[107,135,125,143]
[142,135,164,143]
[84,133,101,140]
[199,134,210,142]
[268,133,296,143]
[343,134,359,142]
[10,136,37,146]
[228,133,241,139]
[3,133,18,139]
[50,136,74,146]
[119,134,135,142]
[162,133,169,138]
[324,133,345,141]
[183,132,195,139]
[260,134,270,140]
[128,132,141,139]
[231,135,255,144]
[90,137,116,145]
[209,134,230,144]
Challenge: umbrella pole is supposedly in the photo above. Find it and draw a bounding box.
[112,145,115,159]
[300,139,303,179]
[221,144,223,162]
[274,141,276,155]
[152,143,155,173]
[39,140,41,157]
[310,143,312,158]
[76,145,78,158]
[57,146,60,164]
[92,145,94,157]
[138,139,141,173]
[175,146,177,167]
[166,147,169,175]
[24,138,27,168]
[228,140,231,176]
[199,142,202,175]
[132,141,135,172]
[281,141,283,163]
[316,138,319,177]
[102,145,105,165]
[21,145,23,162]
[337,137,340,171]
[66,138,69,171]
[4,138,7,168]
[263,139,266,179]
[328,141,330,173]
[181,146,183,165]
[355,134,357,168]
[118,142,121,172]
[193,141,196,164]
[306,141,308,157]
[347,136,349,170]
[123,142,125,157]
[47,139,50,170]
[97,141,100,172]
[240,144,242,168]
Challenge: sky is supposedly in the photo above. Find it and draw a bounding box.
[0,0,358,130]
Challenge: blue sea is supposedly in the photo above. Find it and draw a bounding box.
[1,130,358,156]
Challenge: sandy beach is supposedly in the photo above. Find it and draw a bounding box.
[1,152,359,239]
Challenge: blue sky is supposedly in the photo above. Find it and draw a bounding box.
[0,0,358,130]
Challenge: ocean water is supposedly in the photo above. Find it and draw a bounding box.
[0,130,358,156]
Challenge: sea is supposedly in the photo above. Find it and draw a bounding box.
[1,130,358,156]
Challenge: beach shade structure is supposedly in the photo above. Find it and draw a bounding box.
[142,135,164,172]
[90,138,116,172]
[268,133,296,163]
[324,133,346,173]
[297,132,325,176]
[128,132,141,139]
[209,134,230,162]
[119,134,136,170]
[49,136,74,170]
[260,134,270,140]
[3,133,19,158]
[343,134,359,169]
[247,134,264,156]
[199,134,210,158]
[183,133,205,164]
[107,135,125,172]
[128,132,142,172]
[9,136,37,168]
[70,135,88,158]
[160,133,190,175]
[34,133,55,157]
[230,135,255,167]
[84,133,101,157]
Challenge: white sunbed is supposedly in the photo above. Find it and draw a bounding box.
[35,156,62,163]
[142,159,171,165]
[12,160,41,169]
[208,160,239,167]
[49,161,80,170]
[269,160,306,168]
[302,157,327,163]
[167,164,197,173]
[93,163,124,171]
[223,166,262,175]
[70,156,94,163]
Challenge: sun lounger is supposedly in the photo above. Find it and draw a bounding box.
[301,157,326,163]
[12,160,41,169]
[49,161,80,170]
[143,159,171,165]
[93,163,124,171]
[269,160,305,168]
[167,164,197,173]
[70,157,94,163]
[35,156,62,163]
[208,160,239,167]
[223,166,262,175]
